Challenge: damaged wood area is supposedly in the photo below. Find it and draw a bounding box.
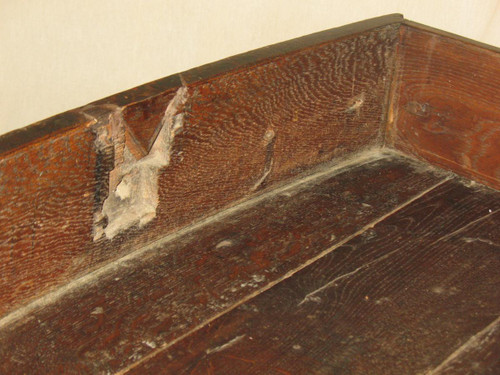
[93,87,189,240]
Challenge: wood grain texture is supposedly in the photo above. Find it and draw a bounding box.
[0,19,400,317]
[388,24,500,190]
[3,14,499,373]
[0,110,96,157]
[127,179,500,375]
[0,127,100,314]
[0,154,447,374]
[428,316,500,375]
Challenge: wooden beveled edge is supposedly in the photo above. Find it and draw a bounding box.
[0,14,403,158]
[402,19,500,53]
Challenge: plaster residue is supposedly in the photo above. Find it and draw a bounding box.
[345,92,365,116]
[94,86,189,240]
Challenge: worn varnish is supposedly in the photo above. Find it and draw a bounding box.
[388,23,500,190]
[0,17,400,317]
[126,179,500,375]
[0,153,448,374]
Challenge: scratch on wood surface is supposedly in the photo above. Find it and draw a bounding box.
[251,128,276,191]
[206,334,246,355]
[462,237,500,247]
[94,87,189,240]
[216,239,234,249]
[426,315,500,374]
[297,244,407,306]
[345,92,365,116]
[251,162,273,191]
[431,208,500,245]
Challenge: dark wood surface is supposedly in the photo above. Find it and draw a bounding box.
[0,18,400,317]
[0,153,449,374]
[125,177,500,375]
[428,316,500,375]
[388,24,500,190]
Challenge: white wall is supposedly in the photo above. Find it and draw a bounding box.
[1,0,499,135]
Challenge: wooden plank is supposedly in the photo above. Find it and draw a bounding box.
[0,153,447,374]
[0,127,102,315]
[91,14,403,108]
[387,24,500,190]
[0,110,95,157]
[428,316,500,375]
[124,179,500,375]
[0,19,400,317]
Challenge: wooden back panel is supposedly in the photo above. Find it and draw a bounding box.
[0,15,401,317]
[387,22,500,190]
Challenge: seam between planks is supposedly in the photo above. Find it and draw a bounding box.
[381,23,404,148]
[425,315,500,375]
[118,176,452,374]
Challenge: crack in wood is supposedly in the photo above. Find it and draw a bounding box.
[206,335,246,355]
[430,208,500,245]
[426,315,500,374]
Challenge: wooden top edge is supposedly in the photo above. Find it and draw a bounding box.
[92,13,404,106]
[0,111,96,158]
[176,14,404,85]
[3,14,500,159]
[403,19,500,53]
[0,14,403,157]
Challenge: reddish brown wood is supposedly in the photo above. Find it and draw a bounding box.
[0,154,446,374]
[0,111,95,157]
[387,24,500,190]
[0,17,400,317]
[1,14,499,374]
[0,126,99,314]
[126,179,500,375]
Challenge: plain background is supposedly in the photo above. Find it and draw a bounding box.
[1,0,499,136]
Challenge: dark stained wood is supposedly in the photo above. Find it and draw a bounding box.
[428,316,500,374]
[401,20,500,54]
[0,18,400,318]
[126,179,500,375]
[120,89,179,154]
[0,154,447,374]
[387,24,500,190]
